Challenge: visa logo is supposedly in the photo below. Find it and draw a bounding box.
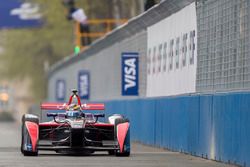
[124,58,136,90]
[78,71,89,99]
[56,80,65,101]
[79,75,88,96]
[57,81,65,98]
[122,52,139,96]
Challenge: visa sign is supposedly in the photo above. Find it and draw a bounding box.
[56,79,66,101]
[122,52,139,96]
[78,70,90,99]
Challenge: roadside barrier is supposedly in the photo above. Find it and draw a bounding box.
[104,92,250,167]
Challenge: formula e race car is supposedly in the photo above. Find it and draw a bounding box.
[21,89,130,156]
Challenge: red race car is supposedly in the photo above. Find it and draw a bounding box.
[21,89,130,156]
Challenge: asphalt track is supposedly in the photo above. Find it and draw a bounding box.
[0,122,236,167]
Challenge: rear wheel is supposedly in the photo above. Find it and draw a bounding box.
[21,114,39,156]
[114,118,130,156]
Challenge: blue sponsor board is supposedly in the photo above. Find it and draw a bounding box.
[122,52,139,96]
[55,79,66,101]
[78,70,90,99]
[0,0,42,29]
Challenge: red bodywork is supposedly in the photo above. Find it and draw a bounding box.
[24,93,130,154]
[41,94,105,111]
[117,122,130,152]
[25,121,39,151]
[40,103,105,111]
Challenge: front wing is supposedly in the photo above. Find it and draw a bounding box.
[37,122,120,152]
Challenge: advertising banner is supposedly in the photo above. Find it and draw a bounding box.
[122,52,139,96]
[146,2,197,97]
[55,79,66,101]
[0,0,42,29]
[78,70,90,99]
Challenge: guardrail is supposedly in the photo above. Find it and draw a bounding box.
[104,92,250,167]
[75,19,128,49]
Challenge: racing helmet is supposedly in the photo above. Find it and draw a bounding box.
[68,103,81,111]
[66,104,81,118]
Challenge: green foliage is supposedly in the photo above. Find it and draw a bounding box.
[1,0,74,101]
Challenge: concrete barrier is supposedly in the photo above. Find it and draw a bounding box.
[104,92,250,167]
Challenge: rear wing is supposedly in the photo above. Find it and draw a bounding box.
[40,103,105,111]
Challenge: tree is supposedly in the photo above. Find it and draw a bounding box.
[1,0,74,101]
[0,0,143,101]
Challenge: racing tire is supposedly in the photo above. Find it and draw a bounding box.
[108,150,115,155]
[21,114,39,156]
[114,118,130,157]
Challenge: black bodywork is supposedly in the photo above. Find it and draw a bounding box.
[38,122,118,153]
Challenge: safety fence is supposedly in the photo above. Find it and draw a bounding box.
[104,92,250,167]
[48,0,195,102]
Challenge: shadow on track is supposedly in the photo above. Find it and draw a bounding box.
[36,152,115,157]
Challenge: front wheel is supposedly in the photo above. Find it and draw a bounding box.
[21,114,39,156]
[114,118,130,156]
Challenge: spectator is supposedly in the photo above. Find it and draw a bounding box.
[71,8,91,46]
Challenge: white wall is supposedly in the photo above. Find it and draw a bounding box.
[48,30,147,102]
[146,2,197,97]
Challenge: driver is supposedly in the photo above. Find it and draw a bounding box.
[68,89,81,106]
[65,89,83,118]
[67,103,81,111]
[67,89,82,111]
[66,103,83,118]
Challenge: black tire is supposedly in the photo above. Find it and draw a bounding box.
[108,150,115,155]
[116,151,130,157]
[21,114,39,156]
[114,118,130,157]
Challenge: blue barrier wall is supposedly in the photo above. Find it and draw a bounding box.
[104,92,250,167]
